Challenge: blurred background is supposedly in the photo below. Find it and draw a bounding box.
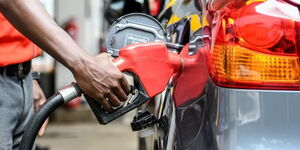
[32,0,163,149]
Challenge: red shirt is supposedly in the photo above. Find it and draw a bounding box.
[0,13,41,67]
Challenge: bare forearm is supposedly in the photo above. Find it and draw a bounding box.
[0,0,131,110]
[0,0,88,71]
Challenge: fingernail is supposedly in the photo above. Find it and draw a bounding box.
[38,130,43,137]
[122,96,128,102]
[107,107,114,112]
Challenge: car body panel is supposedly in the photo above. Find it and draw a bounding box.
[158,82,300,150]
[134,1,300,150]
[206,83,300,150]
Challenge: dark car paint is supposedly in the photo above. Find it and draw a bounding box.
[140,4,300,150]
[152,80,300,150]
[104,0,300,150]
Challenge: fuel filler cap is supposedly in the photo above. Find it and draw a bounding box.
[105,13,167,57]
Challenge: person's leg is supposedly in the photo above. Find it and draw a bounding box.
[12,74,34,150]
[0,74,24,150]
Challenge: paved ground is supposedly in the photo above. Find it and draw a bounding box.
[36,122,138,150]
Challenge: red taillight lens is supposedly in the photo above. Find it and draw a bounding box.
[236,3,283,49]
[208,1,300,90]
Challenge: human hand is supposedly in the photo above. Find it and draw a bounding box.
[32,80,48,136]
[71,53,131,112]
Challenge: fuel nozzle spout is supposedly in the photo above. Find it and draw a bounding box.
[113,41,182,98]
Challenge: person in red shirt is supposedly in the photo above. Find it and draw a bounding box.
[0,13,41,66]
[0,0,130,149]
[0,12,49,149]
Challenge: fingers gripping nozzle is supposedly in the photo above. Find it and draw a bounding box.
[86,42,182,124]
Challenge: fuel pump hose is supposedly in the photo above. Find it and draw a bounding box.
[19,83,82,150]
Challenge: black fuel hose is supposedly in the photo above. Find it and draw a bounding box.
[19,83,81,150]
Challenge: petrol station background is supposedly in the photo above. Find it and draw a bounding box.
[4,0,300,149]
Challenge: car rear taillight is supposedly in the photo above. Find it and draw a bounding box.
[207,0,300,90]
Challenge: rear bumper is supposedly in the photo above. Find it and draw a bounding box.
[208,83,300,150]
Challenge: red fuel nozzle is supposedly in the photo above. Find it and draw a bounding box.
[85,41,182,125]
[113,41,182,98]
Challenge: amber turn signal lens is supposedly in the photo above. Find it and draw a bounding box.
[212,45,300,84]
